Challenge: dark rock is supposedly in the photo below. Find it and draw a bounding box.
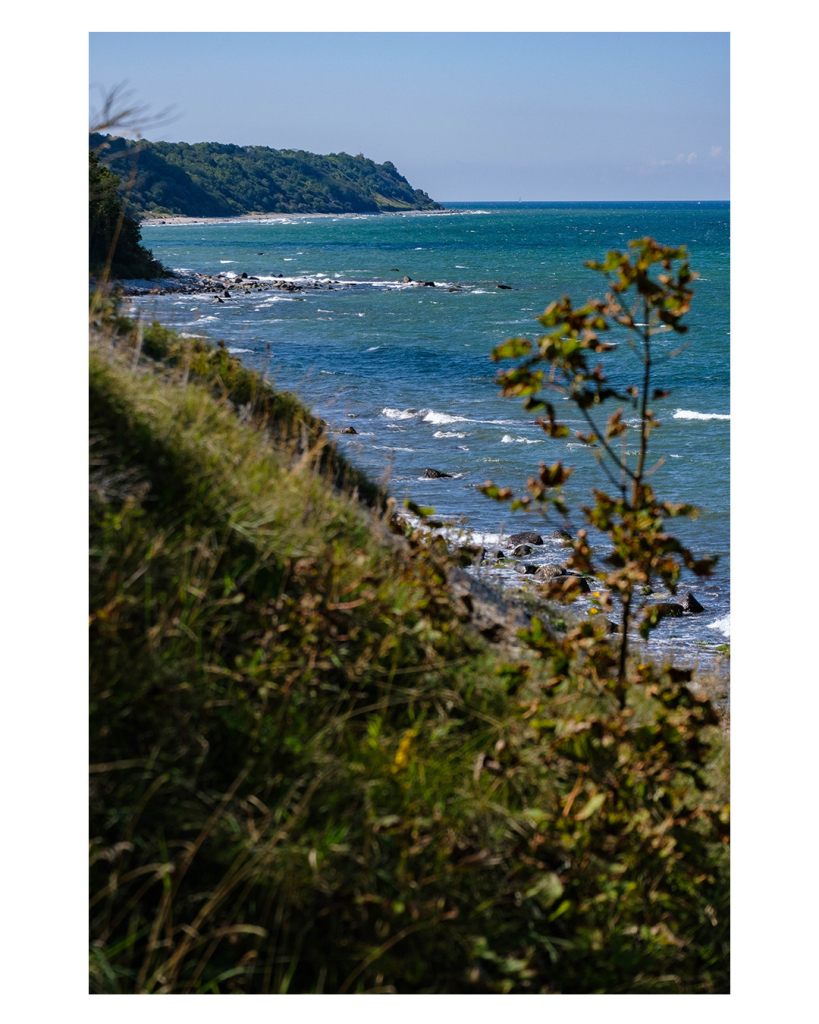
[456,545,484,566]
[496,284,513,289]
[507,531,544,546]
[422,281,436,287]
[341,426,358,434]
[551,529,573,542]
[479,623,507,643]
[680,592,705,613]
[223,290,231,298]
[511,544,533,557]
[640,584,653,595]
[240,272,248,278]
[534,564,567,580]
[403,276,413,283]
[423,467,453,479]
[652,602,684,619]
[513,563,538,575]
[347,413,359,418]
[390,268,400,272]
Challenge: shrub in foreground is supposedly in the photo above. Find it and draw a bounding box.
[89,313,728,993]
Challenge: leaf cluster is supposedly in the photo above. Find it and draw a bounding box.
[482,239,716,699]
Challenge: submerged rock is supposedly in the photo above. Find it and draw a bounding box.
[424,467,453,479]
[511,544,533,557]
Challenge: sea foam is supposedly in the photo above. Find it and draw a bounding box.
[673,409,730,421]
[382,407,417,420]
[707,615,730,638]
[422,410,470,425]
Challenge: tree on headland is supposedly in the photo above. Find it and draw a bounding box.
[89,83,174,281]
[89,150,165,280]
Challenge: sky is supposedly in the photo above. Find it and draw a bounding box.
[89,32,729,201]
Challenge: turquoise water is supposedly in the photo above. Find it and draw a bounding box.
[134,201,730,659]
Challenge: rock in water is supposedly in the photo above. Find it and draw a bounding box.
[507,531,544,546]
[680,592,705,613]
[551,529,573,543]
[652,603,684,619]
[535,564,567,580]
[341,426,358,434]
[424,467,453,479]
[511,544,533,557]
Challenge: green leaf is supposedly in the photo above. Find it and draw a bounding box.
[575,791,606,821]
[525,872,564,908]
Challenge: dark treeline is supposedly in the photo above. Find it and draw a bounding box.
[90,133,444,217]
[89,151,165,279]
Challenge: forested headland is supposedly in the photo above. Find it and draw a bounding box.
[90,133,444,218]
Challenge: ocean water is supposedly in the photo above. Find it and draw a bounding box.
[134,202,730,663]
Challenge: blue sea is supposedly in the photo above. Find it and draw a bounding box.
[133,202,730,664]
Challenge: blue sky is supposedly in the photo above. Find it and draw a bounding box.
[89,32,728,201]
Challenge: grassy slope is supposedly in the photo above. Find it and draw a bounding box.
[89,306,729,994]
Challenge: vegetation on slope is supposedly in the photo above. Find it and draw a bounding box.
[89,303,729,994]
[89,152,165,280]
[90,133,444,217]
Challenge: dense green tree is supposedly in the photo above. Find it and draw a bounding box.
[89,151,165,279]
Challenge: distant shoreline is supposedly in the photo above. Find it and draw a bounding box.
[141,209,448,227]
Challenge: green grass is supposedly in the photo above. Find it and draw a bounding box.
[89,306,729,994]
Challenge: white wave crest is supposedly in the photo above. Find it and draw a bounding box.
[422,410,470,425]
[501,434,542,444]
[227,347,253,354]
[673,409,730,421]
[707,615,730,638]
[434,430,467,439]
[382,407,417,420]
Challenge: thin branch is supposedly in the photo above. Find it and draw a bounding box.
[90,81,178,139]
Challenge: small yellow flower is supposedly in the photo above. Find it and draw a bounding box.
[589,607,599,615]
[392,729,417,773]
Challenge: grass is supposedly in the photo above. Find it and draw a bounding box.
[89,301,729,994]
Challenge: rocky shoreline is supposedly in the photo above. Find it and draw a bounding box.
[98,267,484,299]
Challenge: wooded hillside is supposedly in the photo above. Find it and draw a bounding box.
[90,134,444,217]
